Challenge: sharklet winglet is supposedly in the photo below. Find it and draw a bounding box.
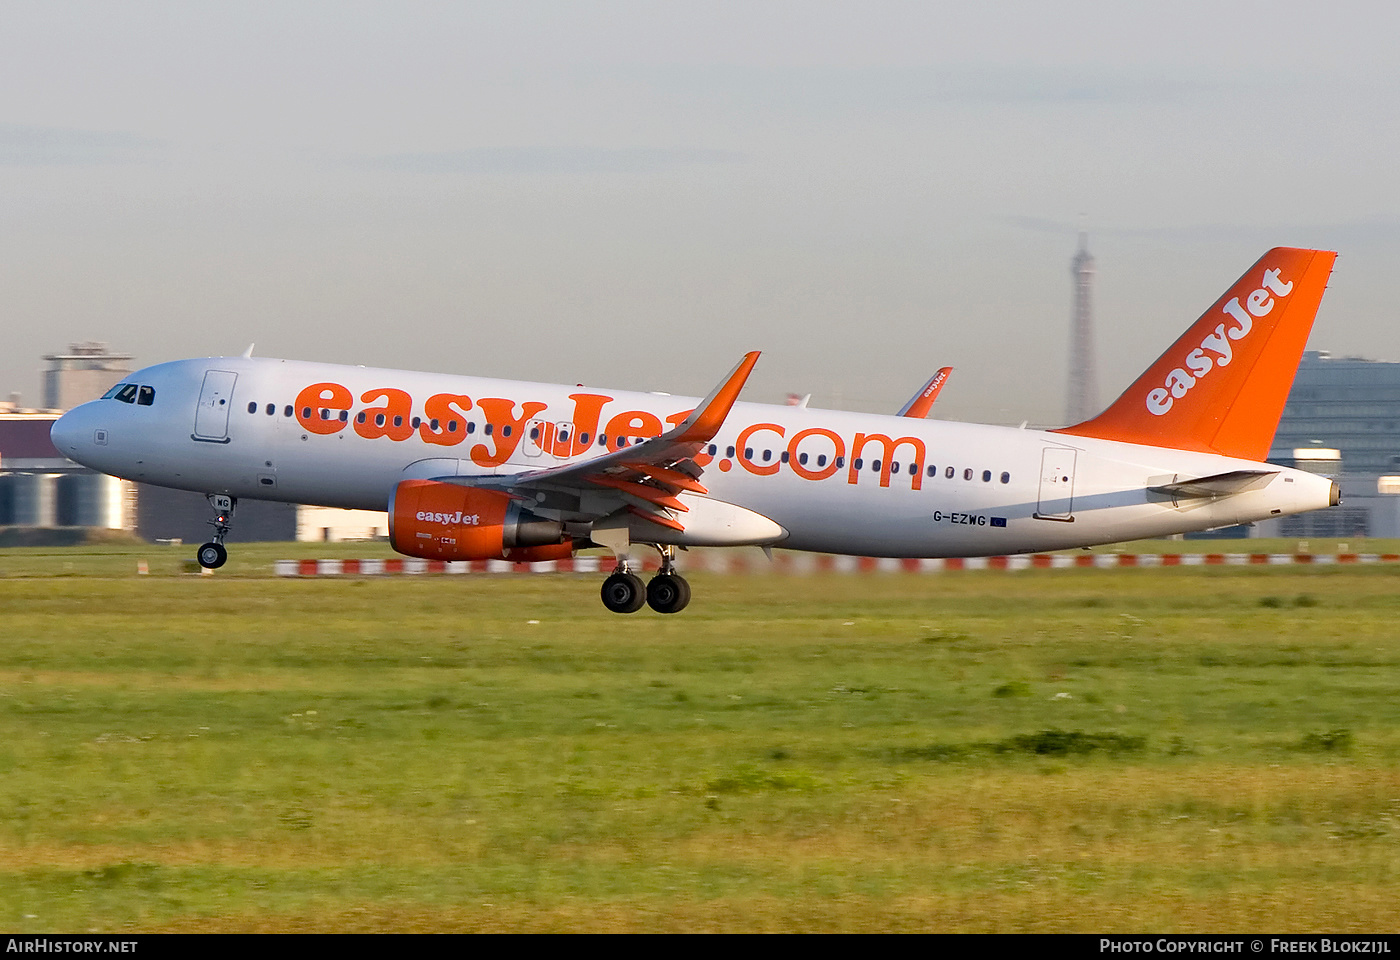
[670,351,761,444]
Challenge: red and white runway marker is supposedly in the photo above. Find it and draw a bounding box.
[275,551,1400,577]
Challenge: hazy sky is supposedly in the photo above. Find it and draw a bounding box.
[3,1,1398,424]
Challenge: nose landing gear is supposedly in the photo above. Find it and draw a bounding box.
[196,494,236,569]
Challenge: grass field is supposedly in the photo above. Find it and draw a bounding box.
[1,543,1398,931]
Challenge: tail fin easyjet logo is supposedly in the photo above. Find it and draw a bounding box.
[1144,267,1295,416]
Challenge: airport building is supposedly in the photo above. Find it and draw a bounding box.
[1257,350,1400,539]
[0,345,303,545]
[0,347,134,541]
[41,342,132,412]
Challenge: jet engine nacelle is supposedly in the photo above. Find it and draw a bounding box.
[389,479,572,562]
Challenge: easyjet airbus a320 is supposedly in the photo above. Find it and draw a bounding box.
[52,248,1339,613]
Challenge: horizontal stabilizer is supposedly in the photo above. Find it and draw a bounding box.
[1149,469,1277,499]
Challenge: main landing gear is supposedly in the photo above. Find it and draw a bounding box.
[600,545,691,615]
[196,494,236,570]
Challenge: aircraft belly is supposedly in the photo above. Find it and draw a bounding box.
[275,458,398,510]
[726,447,1333,559]
[728,474,1028,559]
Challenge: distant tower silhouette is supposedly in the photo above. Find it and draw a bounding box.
[1066,233,1099,423]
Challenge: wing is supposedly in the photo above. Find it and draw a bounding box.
[442,352,761,534]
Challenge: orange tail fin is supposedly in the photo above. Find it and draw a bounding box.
[1054,247,1336,460]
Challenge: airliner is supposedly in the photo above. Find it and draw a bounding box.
[51,247,1339,613]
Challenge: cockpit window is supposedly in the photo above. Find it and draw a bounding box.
[102,383,155,405]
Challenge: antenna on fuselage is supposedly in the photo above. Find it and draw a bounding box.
[240,344,255,358]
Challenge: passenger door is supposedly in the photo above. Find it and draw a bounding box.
[193,370,238,442]
[1035,446,1077,521]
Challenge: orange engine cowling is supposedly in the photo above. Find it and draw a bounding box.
[388,479,572,562]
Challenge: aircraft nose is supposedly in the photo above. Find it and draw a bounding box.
[50,404,98,463]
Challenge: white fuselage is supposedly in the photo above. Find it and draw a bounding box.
[51,356,1336,557]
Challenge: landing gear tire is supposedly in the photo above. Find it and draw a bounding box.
[601,572,647,614]
[198,494,236,569]
[646,573,691,614]
[197,542,227,569]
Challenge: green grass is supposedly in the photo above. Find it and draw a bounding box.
[1,552,1399,931]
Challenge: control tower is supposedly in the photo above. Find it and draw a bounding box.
[42,343,132,411]
[1066,234,1099,424]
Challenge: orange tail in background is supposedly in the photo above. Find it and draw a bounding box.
[1054,247,1337,461]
